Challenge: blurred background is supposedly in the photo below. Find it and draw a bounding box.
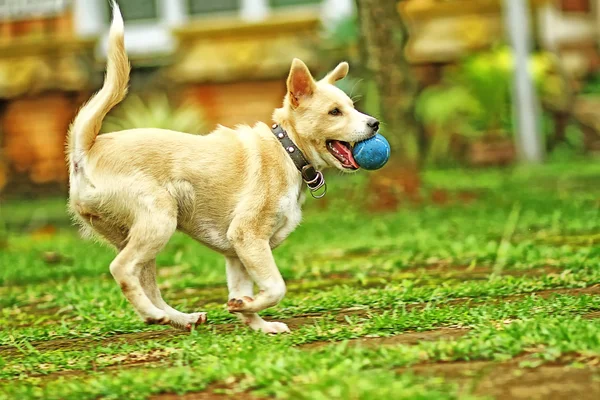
[0,0,599,232]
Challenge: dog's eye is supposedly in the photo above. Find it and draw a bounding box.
[329,108,341,116]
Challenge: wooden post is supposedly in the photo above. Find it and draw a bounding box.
[354,0,420,164]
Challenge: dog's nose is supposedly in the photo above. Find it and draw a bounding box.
[367,118,380,132]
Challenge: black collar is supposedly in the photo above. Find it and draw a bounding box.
[271,123,326,198]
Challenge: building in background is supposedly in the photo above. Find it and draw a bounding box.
[401,0,600,79]
[0,0,97,193]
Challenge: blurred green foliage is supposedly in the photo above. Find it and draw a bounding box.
[321,16,575,165]
[101,94,207,134]
[581,72,600,95]
[417,47,564,135]
[415,47,567,163]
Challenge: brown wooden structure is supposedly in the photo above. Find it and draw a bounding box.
[167,13,321,129]
[0,3,97,195]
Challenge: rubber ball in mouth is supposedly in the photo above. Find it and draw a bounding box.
[352,133,390,170]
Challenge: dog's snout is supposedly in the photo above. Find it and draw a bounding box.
[367,118,380,132]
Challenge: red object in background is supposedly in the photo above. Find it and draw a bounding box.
[560,0,591,12]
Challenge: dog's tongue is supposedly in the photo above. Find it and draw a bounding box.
[332,141,359,169]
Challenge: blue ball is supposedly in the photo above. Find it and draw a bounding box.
[352,133,391,170]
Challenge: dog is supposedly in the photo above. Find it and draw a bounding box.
[66,3,379,333]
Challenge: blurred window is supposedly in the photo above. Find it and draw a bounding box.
[187,0,240,15]
[269,0,321,7]
[116,0,159,22]
[0,0,69,19]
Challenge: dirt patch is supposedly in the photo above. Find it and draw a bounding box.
[498,285,600,302]
[300,327,469,350]
[2,365,259,400]
[0,329,187,358]
[583,310,600,320]
[287,284,600,324]
[401,359,600,400]
[152,393,253,400]
[534,233,600,247]
[17,359,165,383]
[150,384,259,400]
[295,291,600,350]
[300,307,600,350]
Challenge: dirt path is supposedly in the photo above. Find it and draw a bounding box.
[301,307,600,350]
[401,358,600,400]
[287,284,600,330]
[150,384,258,400]
[0,329,186,358]
[300,327,469,349]
[152,393,255,400]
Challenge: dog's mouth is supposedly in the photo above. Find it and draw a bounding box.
[326,140,359,170]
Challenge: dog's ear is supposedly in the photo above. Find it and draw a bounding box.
[323,62,349,84]
[287,58,316,108]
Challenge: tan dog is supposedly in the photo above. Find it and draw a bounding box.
[67,4,379,333]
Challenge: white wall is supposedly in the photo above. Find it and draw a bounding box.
[73,0,105,38]
[241,0,268,21]
[537,1,599,49]
[322,0,354,24]
[80,0,354,59]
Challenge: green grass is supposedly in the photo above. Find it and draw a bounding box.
[1,160,600,399]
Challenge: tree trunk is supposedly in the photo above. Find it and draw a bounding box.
[355,0,420,165]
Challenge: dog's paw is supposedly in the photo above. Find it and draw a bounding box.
[167,311,207,331]
[248,320,290,334]
[184,312,208,331]
[227,297,254,313]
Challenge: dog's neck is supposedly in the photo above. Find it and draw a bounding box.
[271,115,327,172]
[271,114,327,198]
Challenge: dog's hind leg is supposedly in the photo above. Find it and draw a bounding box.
[85,215,129,250]
[138,260,207,330]
[79,194,206,330]
[225,256,289,333]
[108,201,179,326]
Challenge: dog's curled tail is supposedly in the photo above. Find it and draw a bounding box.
[68,2,129,166]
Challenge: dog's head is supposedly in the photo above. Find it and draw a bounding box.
[273,58,379,172]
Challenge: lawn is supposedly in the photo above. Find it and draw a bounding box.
[1,161,600,399]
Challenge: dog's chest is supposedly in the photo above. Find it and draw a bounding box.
[270,187,305,248]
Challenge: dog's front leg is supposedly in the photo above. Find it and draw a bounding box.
[226,256,289,333]
[226,229,287,316]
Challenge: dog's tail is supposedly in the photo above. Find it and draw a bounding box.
[67,2,129,167]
